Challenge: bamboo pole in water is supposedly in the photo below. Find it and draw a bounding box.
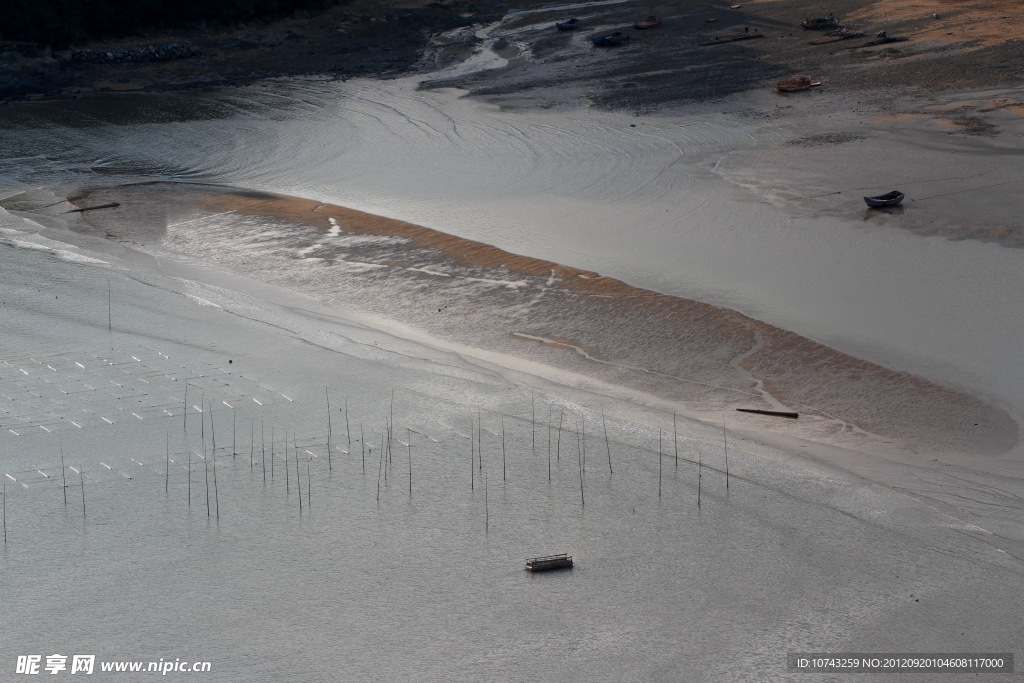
[531,393,536,460]
[376,432,385,502]
[295,433,302,511]
[325,387,332,471]
[407,428,412,497]
[165,432,169,494]
[250,418,255,470]
[484,472,489,533]
[345,398,351,456]
[283,428,288,495]
[470,420,474,491]
[501,416,506,482]
[698,448,703,507]
[602,408,612,475]
[3,479,6,544]
[203,395,209,518]
[80,466,86,519]
[673,413,678,469]
[581,415,586,474]
[556,408,564,463]
[723,413,730,490]
[210,401,219,519]
[261,419,266,482]
[658,428,663,498]
[61,443,68,505]
[577,432,585,507]
[360,423,365,473]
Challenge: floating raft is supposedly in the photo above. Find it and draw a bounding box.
[736,408,799,419]
[525,553,573,571]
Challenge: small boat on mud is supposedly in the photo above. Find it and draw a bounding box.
[698,30,763,45]
[775,75,820,92]
[590,31,630,46]
[847,35,909,48]
[555,17,580,30]
[525,554,574,571]
[864,190,905,207]
[802,15,841,30]
[634,16,661,29]
[808,28,864,44]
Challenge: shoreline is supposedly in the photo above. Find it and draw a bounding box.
[3,0,1023,106]
[69,181,1019,460]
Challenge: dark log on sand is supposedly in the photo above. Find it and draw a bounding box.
[736,408,799,419]
[64,202,120,213]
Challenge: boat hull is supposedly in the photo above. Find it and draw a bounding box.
[864,191,905,207]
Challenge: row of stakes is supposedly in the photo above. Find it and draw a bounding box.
[3,385,733,543]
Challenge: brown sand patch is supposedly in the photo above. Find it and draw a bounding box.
[199,190,660,299]
[849,0,1024,48]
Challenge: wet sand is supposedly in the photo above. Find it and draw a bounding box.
[73,182,1018,458]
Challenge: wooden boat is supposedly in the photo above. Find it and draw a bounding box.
[526,554,573,571]
[634,16,661,29]
[736,408,799,419]
[864,190,905,207]
[802,16,841,30]
[697,31,764,46]
[846,35,909,48]
[555,17,580,30]
[590,31,630,46]
[808,29,863,44]
[775,75,820,92]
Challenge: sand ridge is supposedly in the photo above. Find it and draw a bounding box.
[101,183,1015,459]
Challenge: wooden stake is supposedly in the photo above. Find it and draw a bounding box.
[360,423,365,473]
[501,416,506,482]
[232,407,237,459]
[306,457,311,508]
[250,418,255,470]
[80,466,86,518]
[165,432,169,494]
[407,428,412,497]
[261,419,266,482]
